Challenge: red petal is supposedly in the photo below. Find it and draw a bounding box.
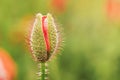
[42,16,50,52]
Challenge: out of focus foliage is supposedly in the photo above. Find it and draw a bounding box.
[0,0,120,80]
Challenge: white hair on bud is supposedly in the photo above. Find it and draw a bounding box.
[47,13,59,56]
[30,13,43,61]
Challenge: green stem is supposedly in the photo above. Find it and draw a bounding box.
[38,63,48,80]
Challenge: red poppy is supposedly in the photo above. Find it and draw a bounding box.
[106,0,120,20]
[51,0,67,13]
[0,48,17,80]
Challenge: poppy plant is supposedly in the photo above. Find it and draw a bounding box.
[26,13,64,80]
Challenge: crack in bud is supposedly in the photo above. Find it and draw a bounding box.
[42,16,50,56]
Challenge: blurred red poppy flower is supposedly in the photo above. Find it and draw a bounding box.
[50,0,67,13]
[106,0,120,20]
[0,48,17,80]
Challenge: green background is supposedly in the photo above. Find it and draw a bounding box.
[0,0,120,80]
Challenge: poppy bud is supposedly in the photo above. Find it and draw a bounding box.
[27,13,63,63]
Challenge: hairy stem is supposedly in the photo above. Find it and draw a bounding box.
[38,63,48,80]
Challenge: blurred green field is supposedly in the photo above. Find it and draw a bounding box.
[0,0,120,80]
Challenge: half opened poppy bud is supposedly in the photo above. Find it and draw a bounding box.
[27,13,63,63]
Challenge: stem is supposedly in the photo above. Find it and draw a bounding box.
[38,63,48,80]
